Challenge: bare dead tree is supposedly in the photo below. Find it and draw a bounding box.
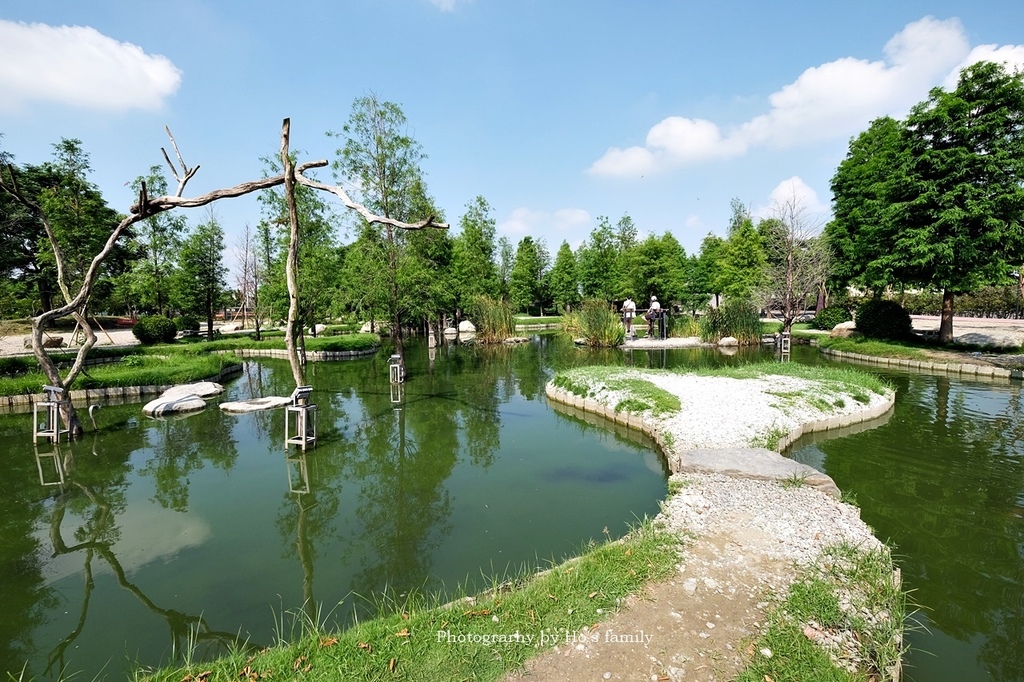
[756,196,832,335]
[0,119,447,437]
[233,224,256,330]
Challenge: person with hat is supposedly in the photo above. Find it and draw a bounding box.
[644,295,662,337]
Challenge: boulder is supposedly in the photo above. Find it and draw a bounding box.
[309,323,327,336]
[458,320,477,333]
[221,323,242,332]
[143,394,207,417]
[830,321,862,339]
[160,382,224,400]
[359,321,388,334]
[220,396,293,413]
[25,336,66,349]
[443,327,458,336]
[718,336,739,347]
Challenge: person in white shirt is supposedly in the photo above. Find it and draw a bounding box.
[622,297,636,337]
[645,295,661,336]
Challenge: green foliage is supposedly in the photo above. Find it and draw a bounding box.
[817,335,928,360]
[175,314,200,332]
[509,236,548,314]
[668,313,700,337]
[813,305,852,330]
[698,301,761,344]
[717,214,766,301]
[576,216,619,300]
[132,315,177,344]
[561,299,625,347]
[175,212,227,336]
[452,196,500,310]
[855,299,912,340]
[469,295,516,343]
[548,240,580,311]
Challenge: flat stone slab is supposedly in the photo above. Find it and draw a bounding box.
[143,394,207,417]
[219,396,292,413]
[159,382,224,400]
[674,447,841,498]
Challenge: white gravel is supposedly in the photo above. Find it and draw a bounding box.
[660,473,882,567]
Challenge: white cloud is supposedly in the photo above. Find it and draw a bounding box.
[498,206,593,246]
[755,176,830,226]
[0,20,182,113]
[942,44,1024,89]
[588,16,988,177]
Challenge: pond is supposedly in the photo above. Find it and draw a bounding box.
[1,336,1021,680]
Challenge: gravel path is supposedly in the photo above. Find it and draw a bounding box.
[511,372,892,682]
[0,328,139,356]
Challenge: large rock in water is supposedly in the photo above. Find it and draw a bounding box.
[458,320,476,333]
[160,382,224,400]
[142,382,224,417]
[220,396,292,413]
[143,394,207,416]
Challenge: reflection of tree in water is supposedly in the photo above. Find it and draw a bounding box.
[138,410,239,512]
[817,374,1024,681]
[41,444,252,678]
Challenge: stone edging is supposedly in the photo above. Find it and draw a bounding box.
[544,381,896,472]
[0,363,243,411]
[819,347,1023,380]
[217,347,379,361]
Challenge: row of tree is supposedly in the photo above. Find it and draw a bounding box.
[4,59,1023,352]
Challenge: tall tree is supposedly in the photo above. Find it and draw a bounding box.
[548,240,580,312]
[176,210,227,340]
[716,214,766,302]
[893,61,1024,342]
[826,116,906,292]
[329,94,441,346]
[124,166,186,316]
[757,199,832,333]
[509,236,542,313]
[497,235,515,300]
[577,216,618,300]
[452,195,499,314]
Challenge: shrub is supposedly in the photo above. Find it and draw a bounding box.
[855,299,912,340]
[562,299,625,347]
[668,313,700,338]
[469,295,516,343]
[175,314,200,332]
[813,305,852,330]
[698,300,761,344]
[132,315,178,344]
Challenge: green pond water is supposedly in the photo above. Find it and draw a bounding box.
[0,337,1021,680]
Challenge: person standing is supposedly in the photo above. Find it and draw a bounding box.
[622,296,637,337]
[645,296,661,337]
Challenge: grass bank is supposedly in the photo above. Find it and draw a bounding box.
[817,336,931,360]
[0,354,240,396]
[737,542,906,682]
[138,519,679,681]
[0,334,379,396]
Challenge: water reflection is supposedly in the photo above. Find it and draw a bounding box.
[789,367,1024,682]
[0,334,667,679]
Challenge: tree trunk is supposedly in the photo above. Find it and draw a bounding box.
[281,119,306,387]
[940,289,955,344]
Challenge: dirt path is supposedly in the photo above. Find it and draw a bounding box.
[507,516,795,681]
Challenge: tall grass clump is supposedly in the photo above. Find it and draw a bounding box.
[698,300,761,344]
[469,295,516,343]
[669,313,700,337]
[562,299,625,347]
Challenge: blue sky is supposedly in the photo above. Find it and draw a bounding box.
[2,1,1023,267]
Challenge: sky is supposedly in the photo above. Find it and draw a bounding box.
[2,0,1024,268]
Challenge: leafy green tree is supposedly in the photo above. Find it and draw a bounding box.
[826,116,905,292]
[619,233,686,304]
[577,216,618,300]
[122,166,186,316]
[548,240,580,312]
[497,235,515,299]
[829,61,1024,342]
[893,61,1024,342]
[509,236,542,313]
[717,214,766,302]
[692,233,725,308]
[452,196,500,314]
[175,211,227,339]
[257,154,342,336]
[329,94,443,342]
